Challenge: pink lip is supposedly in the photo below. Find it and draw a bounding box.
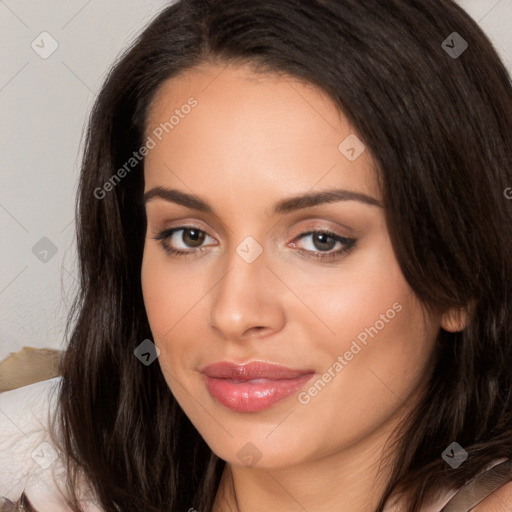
[201,361,315,412]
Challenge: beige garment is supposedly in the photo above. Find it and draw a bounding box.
[440,458,512,511]
[0,377,102,512]
[0,347,61,393]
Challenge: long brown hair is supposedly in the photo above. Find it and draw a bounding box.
[48,1,512,510]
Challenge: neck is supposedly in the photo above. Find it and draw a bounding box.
[212,418,410,512]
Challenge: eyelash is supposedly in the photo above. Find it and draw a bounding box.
[152,227,357,262]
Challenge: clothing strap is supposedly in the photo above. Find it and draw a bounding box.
[0,492,38,512]
[441,458,512,511]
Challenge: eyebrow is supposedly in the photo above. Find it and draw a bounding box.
[143,186,383,214]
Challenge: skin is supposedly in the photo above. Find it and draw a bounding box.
[140,62,467,512]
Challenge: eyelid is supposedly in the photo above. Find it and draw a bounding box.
[151,220,217,239]
[152,219,356,244]
[151,226,218,247]
[287,219,356,241]
[146,209,230,239]
[153,226,356,263]
[156,232,354,266]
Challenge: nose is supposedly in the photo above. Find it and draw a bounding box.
[208,245,286,341]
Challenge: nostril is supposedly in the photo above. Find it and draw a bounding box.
[246,326,269,338]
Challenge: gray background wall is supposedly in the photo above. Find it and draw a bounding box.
[1,0,511,361]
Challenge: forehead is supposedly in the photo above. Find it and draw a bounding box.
[143,63,380,205]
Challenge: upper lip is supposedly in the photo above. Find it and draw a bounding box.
[200,361,314,380]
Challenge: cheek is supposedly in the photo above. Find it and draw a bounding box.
[290,274,436,453]
[140,246,212,389]
[291,234,437,409]
[141,250,171,338]
[289,232,414,349]
[141,247,203,339]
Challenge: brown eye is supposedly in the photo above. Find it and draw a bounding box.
[153,226,216,257]
[310,232,337,251]
[182,228,206,247]
[292,230,357,262]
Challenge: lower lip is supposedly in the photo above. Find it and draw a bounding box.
[203,373,315,412]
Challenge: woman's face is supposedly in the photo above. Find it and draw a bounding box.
[141,63,444,469]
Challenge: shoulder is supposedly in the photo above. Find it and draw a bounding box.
[0,377,70,511]
[471,479,512,511]
[0,377,104,512]
[0,377,62,499]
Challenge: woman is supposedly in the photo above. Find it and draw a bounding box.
[4,0,512,510]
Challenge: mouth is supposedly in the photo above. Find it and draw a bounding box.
[200,361,315,412]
